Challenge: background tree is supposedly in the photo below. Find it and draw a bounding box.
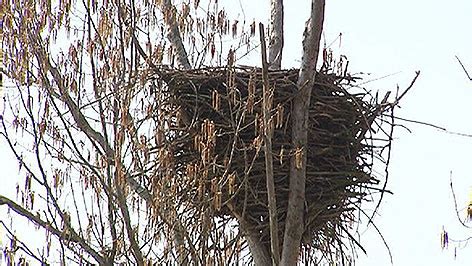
[1,0,255,263]
[0,0,394,265]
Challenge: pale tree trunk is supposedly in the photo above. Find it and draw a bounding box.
[280,0,325,265]
[268,0,284,70]
[160,0,192,69]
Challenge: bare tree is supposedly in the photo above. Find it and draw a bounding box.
[0,0,395,265]
[1,0,238,264]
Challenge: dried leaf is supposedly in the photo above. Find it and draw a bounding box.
[250,20,256,37]
[440,227,448,250]
[295,147,304,169]
[231,20,238,38]
[212,90,220,111]
[227,48,234,67]
[279,146,285,165]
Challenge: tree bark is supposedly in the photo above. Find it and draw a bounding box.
[160,0,192,69]
[268,0,284,70]
[228,203,272,266]
[280,0,325,265]
[260,23,280,265]
[246,233,272,266]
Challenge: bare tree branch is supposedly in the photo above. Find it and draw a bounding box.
[260,22,280,265]
[281,0,325,264]
[268,0,284,70]
[27,28,195,265]
[160,0,191,69]
[0,195,105,264]
[455,56,472,81]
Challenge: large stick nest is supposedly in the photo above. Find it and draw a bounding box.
[147,66,393,257]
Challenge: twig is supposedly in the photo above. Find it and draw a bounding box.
[449,171,472,229]
[394,71,420,105]
[358,208,394,265]
[0,221,49,264]
[455,56,472,81]
[395,116,472,138]
[0,195,105,264]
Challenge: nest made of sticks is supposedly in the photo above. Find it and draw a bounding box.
[146,66,393,257]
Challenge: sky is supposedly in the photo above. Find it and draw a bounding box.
[1,0,472,265]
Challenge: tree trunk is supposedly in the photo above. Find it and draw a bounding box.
[268,0,284,70]
[160,0,192,69]
[246,232,272,266]
[280,0,325,265]
[229,203,272,266]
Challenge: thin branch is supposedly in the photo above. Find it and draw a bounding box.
[395,116,472,138]
[0,221,49,265]
[449,171,472,229]
[455,56,472,81]
[160,0,191,69]
[366,107,394,227]
[358,208,393,265]
[259,23,280,265]
[0,195,105,264]
[393,71,420,105]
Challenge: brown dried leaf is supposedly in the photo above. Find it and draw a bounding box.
[295,147,303,169]
[228,172,236,194]
[212,90,220,111]
[231,20,238,38]
[250,20,256,37]
[279,146,285,165]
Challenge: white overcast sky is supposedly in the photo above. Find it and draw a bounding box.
[1,0,472,265]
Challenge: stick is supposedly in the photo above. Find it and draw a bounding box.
[456,56,472,81]
[260,22,280,265]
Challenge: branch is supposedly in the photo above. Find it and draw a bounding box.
[449,171,472,229]
[297,0,325,88]
[455,56,472,81]
[260,23,280,265]
[160,0,191,69]
[0,221,50,265]
[228,203,271,266]
[394,70,420,105]
[268,0,284,70]
[115,181,145,265]
[281,0,325,264]
[28,32,192,263]
[0,195,105,264]
[47,62,114,159]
